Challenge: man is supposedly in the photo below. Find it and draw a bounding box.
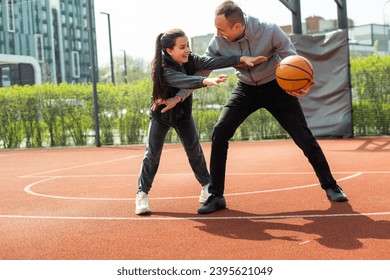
[197,0,348,214]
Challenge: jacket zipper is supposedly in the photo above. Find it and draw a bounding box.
[239,37,258,86]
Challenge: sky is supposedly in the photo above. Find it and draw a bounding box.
[94,0,390,65]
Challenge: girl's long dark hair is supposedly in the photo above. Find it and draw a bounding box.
[151,29,186,101]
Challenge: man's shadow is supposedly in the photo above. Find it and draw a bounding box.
[154,202,390,250]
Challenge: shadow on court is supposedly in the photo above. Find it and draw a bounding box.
[154,202,390,251]
[354,138,390,152]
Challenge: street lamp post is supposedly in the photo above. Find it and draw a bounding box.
[121,49,128,83]
[384,0,390,54]
[87,0,100,147]
[100,12,115,84]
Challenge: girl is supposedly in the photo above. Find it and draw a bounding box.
[135,28,265,214]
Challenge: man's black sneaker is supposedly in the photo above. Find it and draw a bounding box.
[197,194,226,214]
[325,185,348,202]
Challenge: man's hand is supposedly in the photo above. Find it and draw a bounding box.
[240,55,268,67]
[151,95,182,113]
[287,81,316,97]
[202,74,228,87]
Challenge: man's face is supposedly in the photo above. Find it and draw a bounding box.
[214,14,243,42]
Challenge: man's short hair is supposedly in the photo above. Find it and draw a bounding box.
[215,0,245,26]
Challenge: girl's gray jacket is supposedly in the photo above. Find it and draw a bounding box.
[151,53,241,125]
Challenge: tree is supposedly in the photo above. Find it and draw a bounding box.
[98,54,151,83]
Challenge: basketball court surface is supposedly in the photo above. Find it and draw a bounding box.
[0,138,390,260]
[1,138,389,261]
[1,0,386,278]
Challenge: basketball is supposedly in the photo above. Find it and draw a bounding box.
[276,55,314,92]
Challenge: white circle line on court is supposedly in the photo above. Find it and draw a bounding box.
[0,212,389,221]
[20,170,390,179]
[18,148,182,178]
[23,172,364,201]
[19,155,142,178]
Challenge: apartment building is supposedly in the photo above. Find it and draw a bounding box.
[0,0,97,87]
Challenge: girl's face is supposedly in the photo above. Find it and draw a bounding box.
[166,36,190,65]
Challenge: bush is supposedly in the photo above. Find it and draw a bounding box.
[0,55,389,149]
[351,55,390,136]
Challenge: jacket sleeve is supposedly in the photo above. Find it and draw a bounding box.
[164,54,241,97]
[176,88,193,101]
[272,24,297,60]
[163,67,206,89]
[175,70,210,100]
[192,53,241,70]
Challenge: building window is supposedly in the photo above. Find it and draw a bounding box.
[1,66,11,87]
[34,34,44,62]
[7,0,15,32]
[72,51,80,78]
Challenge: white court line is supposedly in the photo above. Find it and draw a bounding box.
[0,211,390,221]
[10,172,390,221]
[20,148,182,178]
[23,170,390,178]
[19,155,141,178]
[23,173,364,201]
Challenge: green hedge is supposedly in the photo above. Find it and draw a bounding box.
[0,55,389,149]
[351,55,390,136]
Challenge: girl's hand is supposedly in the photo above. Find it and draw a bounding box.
[202,74,228,86]
[151,99,164,111]
[151,96,182,113]
[240,56,268,67]
[287,81,317,97]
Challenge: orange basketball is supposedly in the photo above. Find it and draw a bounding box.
[276,55,314,92]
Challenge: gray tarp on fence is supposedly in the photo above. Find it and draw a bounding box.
[290,29,353,138]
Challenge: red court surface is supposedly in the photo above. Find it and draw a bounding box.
[0,138,389,260]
